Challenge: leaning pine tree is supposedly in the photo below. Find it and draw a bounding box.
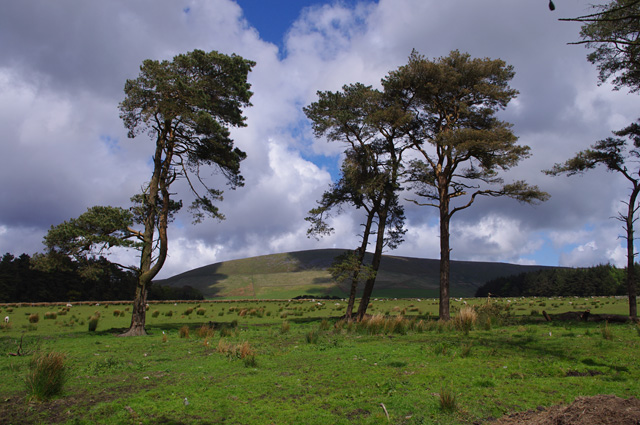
[42,50,254,336]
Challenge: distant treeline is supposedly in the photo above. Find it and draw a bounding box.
[476,264,630,298]
[0,253,202,303]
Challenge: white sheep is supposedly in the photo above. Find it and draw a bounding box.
[4,316,8,324]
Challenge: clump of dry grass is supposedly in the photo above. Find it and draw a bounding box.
[28,313,39,324]
[454,306,478,335]
[197,324,214,339]
[178,325,190,339]
[88,315,99,332]
[217,339,257,366]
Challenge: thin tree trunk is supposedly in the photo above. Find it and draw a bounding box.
[439,195,451,321]
[626,185,639,319]
[345,211,374,319]
[356,208,388,321]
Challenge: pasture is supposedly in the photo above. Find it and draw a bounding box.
[0,296,638,424]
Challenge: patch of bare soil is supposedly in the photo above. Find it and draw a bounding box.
[486,395,640,425]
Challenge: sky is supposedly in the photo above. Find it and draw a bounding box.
[1,0,640,279]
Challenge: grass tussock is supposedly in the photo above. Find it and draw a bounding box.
[601,321,612,340]
[88,315,99,332]
[454,306,478,334]
[28,313,39,324]
[179,325,190,339]
[305,329,320,344]
[217,339,257,367]
[44,312,57,320]
[25,351,67,400]
[439,386,457,412]
[197,324,214,339]
[280,321,290,334]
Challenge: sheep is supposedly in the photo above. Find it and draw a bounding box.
[4,316,8,324]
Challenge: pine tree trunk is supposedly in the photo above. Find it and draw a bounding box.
[439,197,451,321]
[120,279,148,336]
[626,185,638,319]
[345,211,374,319]
[356,209,387,321]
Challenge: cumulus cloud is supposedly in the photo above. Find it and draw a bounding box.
[1,0,640,279]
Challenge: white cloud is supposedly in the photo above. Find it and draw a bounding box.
[2,0,640,280]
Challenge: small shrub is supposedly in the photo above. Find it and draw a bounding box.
[179,325,190,339]
[439,386,457,412]
[28,314,39,324]
[25,351,67,400]
[88,316,99,332]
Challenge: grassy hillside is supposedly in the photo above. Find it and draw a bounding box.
[155,249,557,300]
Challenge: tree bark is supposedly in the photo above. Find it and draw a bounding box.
[356,208,388,321]
[439,181,451,321]
[120,280,148,336]
[121,124,173,336]
[345,210,374,319]
[626,184,639,319]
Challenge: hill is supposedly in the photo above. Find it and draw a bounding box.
[154,249,558,299]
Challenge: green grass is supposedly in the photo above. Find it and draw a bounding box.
[0,297,637,424]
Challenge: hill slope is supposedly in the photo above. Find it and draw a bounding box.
[154,249,557,299]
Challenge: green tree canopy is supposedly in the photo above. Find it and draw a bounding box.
[562,0,640,92]
[384,50,549,320]
[43,49,254,336]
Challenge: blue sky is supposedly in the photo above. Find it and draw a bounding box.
[1,0,639,278]
[236,0,327,49]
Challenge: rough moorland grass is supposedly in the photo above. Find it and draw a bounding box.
[24,351,67,400]
[0,297,636,424]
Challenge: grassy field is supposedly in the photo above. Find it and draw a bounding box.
[0,296,637,424]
